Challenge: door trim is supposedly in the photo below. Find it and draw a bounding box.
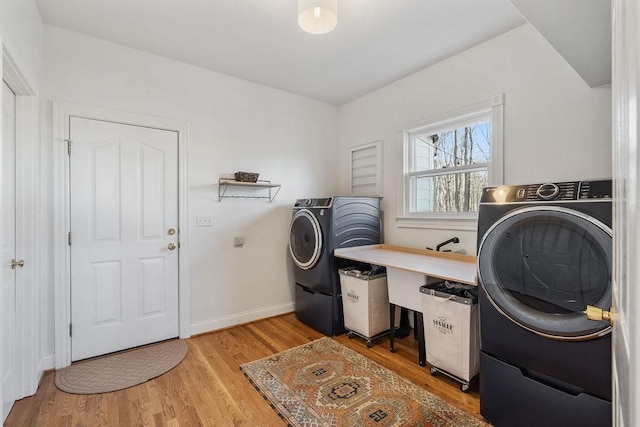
[2,44,40,402]
[53,102,190,369]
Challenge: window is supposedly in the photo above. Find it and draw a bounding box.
[399,95,503,229]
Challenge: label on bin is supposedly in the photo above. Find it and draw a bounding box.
[346,290,360,303]
[433,316,454,335]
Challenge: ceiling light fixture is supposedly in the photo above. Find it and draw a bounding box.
[298,0,337,35]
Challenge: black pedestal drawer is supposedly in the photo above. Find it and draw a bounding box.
[294,284,344,336]
[480,351,611,427]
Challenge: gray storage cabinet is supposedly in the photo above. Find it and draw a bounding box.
[339,268,393,347]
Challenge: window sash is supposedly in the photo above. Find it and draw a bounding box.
[405,162,488,179]
[405,164,488,214]
[408,121,491,174]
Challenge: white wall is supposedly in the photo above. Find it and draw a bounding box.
[40,25,339,356]
[338,24,612,254]
[0,0,42,90]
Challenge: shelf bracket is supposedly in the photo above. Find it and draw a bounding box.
[217,178,281,202]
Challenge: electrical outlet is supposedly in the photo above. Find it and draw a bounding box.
[196,216,214,227]
[233,236,245,247]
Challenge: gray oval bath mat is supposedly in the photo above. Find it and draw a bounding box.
[55,339,188,394]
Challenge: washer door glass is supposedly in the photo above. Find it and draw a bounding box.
[289,209,322,270]
[478,206,612,340]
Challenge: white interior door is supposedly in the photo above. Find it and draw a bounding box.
[69,117,179,361]
[612,0,638,425]
[1,80,16,421]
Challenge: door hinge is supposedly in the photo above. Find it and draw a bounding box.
[65,139,72,155]
[69,323,72,337]
[68,232,71,246]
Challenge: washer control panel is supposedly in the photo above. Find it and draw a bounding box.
[293,197,333,208]
[481,180,611,203]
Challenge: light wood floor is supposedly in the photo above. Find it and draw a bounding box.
[5,313,482,426]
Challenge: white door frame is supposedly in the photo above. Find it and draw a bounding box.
[53,102,190,369]
[1,44,40,401]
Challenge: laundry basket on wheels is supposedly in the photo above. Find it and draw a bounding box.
[420,282,479,392]
[339,267,393,347]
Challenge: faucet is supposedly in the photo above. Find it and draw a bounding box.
[436,237,460,252]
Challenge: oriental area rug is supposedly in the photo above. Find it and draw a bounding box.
[240,337,486,427]
[55,339,188,394]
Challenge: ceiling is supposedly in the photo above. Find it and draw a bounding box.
[35,0,526,105]
[509,0,611,88]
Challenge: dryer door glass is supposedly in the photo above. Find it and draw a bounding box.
[477,206,612,340]
[289,209,323,270]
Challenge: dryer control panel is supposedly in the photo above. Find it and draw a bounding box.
[481,180,612,203]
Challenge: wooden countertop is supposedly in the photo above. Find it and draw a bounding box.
[334,244,477,285]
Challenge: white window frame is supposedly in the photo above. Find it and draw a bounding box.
[348,139,383,196]
[397,94,504,230]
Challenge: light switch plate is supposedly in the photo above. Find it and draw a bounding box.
[196,216,214,227]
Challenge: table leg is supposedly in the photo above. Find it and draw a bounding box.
[416,311,426,366]
[389,303,396,353]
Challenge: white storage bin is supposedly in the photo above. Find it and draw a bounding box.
[420,283,480,391]
[339,268,393,341]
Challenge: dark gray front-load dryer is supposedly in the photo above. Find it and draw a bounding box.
[289,197,381,335]
[476,180,612,427]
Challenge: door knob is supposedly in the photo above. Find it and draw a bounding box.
[168,243,177,250]
[168,228,176,236]
[11,259,24,269]
[584,305,613,325]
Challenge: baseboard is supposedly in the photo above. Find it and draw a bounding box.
[39,354,55,372]
[190,301,295,336]
[30,354,56,395]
